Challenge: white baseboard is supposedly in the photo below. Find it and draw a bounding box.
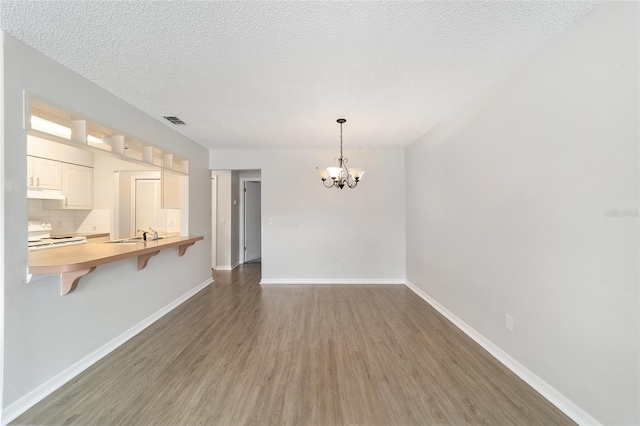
[2,277,213,425]
[215,262,239,271]
[260,278,405,285]
[404,280,600,426]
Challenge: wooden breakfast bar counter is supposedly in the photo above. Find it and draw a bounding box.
[28,236,204,295]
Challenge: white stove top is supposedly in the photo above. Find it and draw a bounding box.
[27,221,87,251]
[28,236,87,251]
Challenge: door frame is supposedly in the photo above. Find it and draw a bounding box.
[239,177,261,264]
[130,177,161,238]
[120,171,160,239]
[211,175,217,270]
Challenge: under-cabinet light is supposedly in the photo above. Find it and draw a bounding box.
[87,135,104,145]
[31,116,72,139]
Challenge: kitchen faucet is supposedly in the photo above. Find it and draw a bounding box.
[137,227,159,241]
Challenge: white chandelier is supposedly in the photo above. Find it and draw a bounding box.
[318,119,364,189]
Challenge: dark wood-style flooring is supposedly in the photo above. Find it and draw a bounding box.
[13,264,573,425]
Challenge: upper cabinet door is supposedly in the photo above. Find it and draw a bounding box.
[161,169,182,209]
[27,156,34,188]
[62,163,93,209]
[32,157,62,190]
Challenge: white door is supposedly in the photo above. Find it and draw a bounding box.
[135,179,163,236]
[244,181,261,262]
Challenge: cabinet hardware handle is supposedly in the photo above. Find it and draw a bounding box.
[36,177,40,187]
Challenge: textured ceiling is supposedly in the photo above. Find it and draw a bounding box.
[1,1,599,150]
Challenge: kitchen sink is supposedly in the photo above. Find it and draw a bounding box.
[102,240,138,245]
[127,236,166,241]
[102,236,168,244]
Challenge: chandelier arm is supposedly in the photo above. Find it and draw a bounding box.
[322,179,335,188]
[343,161,350,176]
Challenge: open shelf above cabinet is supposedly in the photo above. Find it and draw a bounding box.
[27,97,189,175]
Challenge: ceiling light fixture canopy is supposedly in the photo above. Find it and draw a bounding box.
[319,119,364,189]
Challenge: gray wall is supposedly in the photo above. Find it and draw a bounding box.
[210,149,406,282]
[2,33,212,409]
[239,169,261,180]
[405,3,638,424]
[0,30,6,415]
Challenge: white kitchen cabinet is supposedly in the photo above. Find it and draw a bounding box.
[62,163,93,209]
[27,156,32,187]
[161,169,182,209]
[27,156,62,190]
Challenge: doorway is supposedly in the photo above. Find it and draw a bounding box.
[132,178,165,237]
[242,180,261,263]
[114,170,162,239]
[211,170,261,270]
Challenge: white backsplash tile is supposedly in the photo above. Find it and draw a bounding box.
[77,209,111,233]
[28,201,111,235]
[28,202,177,237]
[166,209,181,234]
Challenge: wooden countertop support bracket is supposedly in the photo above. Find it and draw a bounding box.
[137,250,160,270]
[61,267,96,296]
[178,241,196,257]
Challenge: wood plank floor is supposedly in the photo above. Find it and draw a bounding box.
[13,264,574,425]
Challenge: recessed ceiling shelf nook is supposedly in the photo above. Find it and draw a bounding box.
[25,94,189,175]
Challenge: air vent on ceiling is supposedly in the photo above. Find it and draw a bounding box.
[163,116,186,125]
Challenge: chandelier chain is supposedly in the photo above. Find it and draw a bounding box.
[340,120,344,159]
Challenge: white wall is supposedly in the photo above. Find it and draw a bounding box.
[405,2,638,424]
[2,33,212,413]
[210,149,405,282]
[238,169,261,180]
[0,30,6,423]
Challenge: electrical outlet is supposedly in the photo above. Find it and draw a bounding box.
[340,260,346,268]
[92,225,97,231]
[56,220,62,228]
[505,314,514,333]
[168,219,173,226]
